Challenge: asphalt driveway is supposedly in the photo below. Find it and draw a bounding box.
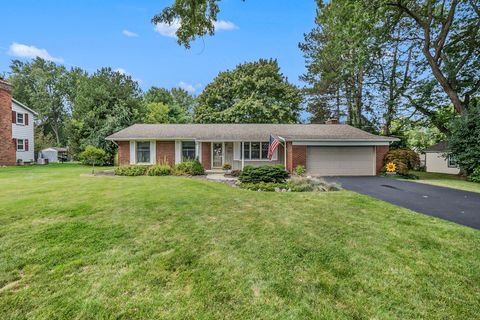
[325,176,480,230]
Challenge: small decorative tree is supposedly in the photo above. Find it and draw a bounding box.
[80,146,107,174]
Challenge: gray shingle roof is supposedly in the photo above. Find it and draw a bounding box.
[106,124,398,142]
[423,141,449,152]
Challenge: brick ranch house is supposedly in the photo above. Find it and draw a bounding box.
[107,122,398,176]
[0,80,37,165]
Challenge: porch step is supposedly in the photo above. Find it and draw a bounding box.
[205,169,225,174]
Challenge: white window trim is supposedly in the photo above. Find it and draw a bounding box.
[17,139,25,151]
[181,140,197,162]
[135,141,152,165]
[241,141,275,161]
[16,113,24,126]
[447,154,458,168]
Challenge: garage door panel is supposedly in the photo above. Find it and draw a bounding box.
[306,146,374,176]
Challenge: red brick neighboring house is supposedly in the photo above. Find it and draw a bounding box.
[107,123,397,176]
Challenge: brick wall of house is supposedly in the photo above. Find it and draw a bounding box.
[285,142,307,173]
[0,80,15,166]
[156,141,175,166]
[201,142,211,170]
[117,141,130,165]
[376,145,390,174]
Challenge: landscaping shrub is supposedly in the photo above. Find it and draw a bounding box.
[222,163,232,170]
[228,169,241,177]
[295,165,306,176]
[468,168,480,183]
[174,160,205,176]
[239,165,289,183]
[114,165,148,176]
[383,148,420,175]
[287,177,340,192]
[239,182,287,192]
[79,145,107,173]
[147,164,172,176]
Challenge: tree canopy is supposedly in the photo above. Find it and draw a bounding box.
[194,59,302,123]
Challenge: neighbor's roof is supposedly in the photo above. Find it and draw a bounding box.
[12,98,38,116]
[106,124,398,142]
[423,141,449,153]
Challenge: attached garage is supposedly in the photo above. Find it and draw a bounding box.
[306,146,375,176]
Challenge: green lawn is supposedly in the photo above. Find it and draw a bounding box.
[0,164,479,319]
[411,171,480,193]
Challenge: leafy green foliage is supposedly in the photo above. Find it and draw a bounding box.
[287,177,340,192]
[68,68,143,164]
[384,149,420,175]
[448,100,480,175]
[143,87,194,123]
[147,164,173,176]
[8,58,86,145]
[79,146,107,174]
[239,165,289,183]
[295,165,306,176]
[239,182,288,192]
[195,59,302,123]
[467,168,480,183]
[114,165,148,176]
[222,163,232,170]
[174,160,205,176]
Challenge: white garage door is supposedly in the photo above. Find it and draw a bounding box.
[306,146,375,176]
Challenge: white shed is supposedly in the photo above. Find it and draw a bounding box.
[38,147,69,163]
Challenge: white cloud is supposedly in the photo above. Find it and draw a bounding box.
[7,42,63,62]
[179,81,202,93]
[154,19,237,38]
[122,30,139,37]
[114,68,127,75]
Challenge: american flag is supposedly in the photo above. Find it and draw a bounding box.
[267,135,280,160]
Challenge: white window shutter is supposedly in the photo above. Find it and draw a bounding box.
[233,142,241,160]
[150,141,156,164]
[129,141,135,164]
[175,141,182,164]
[272,147,278,161]
[196,141,202,162]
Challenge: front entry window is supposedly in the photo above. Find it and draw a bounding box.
[136,142,150,163]
[182,141,196,160]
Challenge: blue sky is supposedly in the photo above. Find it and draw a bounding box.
[0,0,317,95]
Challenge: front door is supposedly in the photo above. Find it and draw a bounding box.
[212,143,223,168]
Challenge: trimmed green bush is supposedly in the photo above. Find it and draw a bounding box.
[147,164,172,176]
[114,165,148,176]
[174,160,205,176]
[239,165,289,183]
[295,165,306,176]
[468,168,480,183]
[287,177,340,192]
[239,182,287,192]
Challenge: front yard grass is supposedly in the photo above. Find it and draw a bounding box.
[0,164,479,319]
[411,170,480,193]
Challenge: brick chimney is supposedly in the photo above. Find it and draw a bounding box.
[0,80,15,165]
[325,118,339,124]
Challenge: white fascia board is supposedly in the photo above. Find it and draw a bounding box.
[292,140,390,146]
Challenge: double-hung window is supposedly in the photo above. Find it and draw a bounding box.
[16,113,24,125]
[136,142,151,163]
[182,141,196,160]
[447,154,458,168]
[242,142,271,160]
[16,139,24,151]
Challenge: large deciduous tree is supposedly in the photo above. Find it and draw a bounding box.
[143,87,194,123]
[8,58,85,145]
[68,68,143,163]
[194,59,302,123]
